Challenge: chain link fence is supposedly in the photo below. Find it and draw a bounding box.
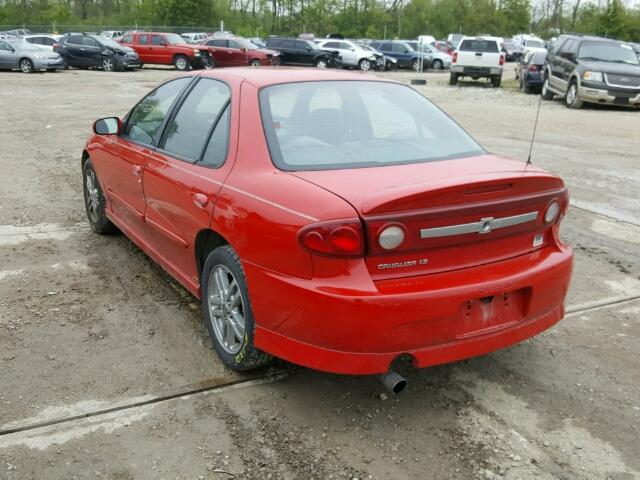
[0,24,225,35]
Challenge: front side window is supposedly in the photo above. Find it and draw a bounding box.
[228,39,243,50]
[162,79,231,162]
[260,81,484,171]
[123,77,191,145]
[165,34,186,45]
[82,36,98,47]
[0,41,10,51]
[151,35,164,46]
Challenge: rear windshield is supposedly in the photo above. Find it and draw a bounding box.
[259,81,484,171]
[459,39,499,52]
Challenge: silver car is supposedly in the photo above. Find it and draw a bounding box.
[0,39,64,73]
[316,39,382,71]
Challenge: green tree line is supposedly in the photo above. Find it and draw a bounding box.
[1,0,638,41]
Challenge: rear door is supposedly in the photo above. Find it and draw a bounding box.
[63,35,89,66]
[143,77,236,289]
[135,34,152,63]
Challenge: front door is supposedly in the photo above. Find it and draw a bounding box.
[227,39,248,66]
[142,77,235,290]
[97,76,193,235]
[0,41,17,69]
[205,39,232,67]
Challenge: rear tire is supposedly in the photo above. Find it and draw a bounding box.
[201,245,272,371]
[449,72,459,85]
[491,75,501,88]
[82,159,116,235]
[541,77,554,100]
[432,59,443,70]
[522,80,531,94]
[174,54,189,71]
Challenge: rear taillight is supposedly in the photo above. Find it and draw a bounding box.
[53,43,59,51]
[298,220,364,257]
[528,64,538,72]
[499,54,505,66]
[452,52,458,64]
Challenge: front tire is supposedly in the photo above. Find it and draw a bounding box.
[201,245,272,371]
[82,159,116,234]
[565,80,584,109]
[249,59,261,67]
[358,58,372,71]
[20,58,34,73]
[315,58,328,68]
[101,56,115,72]
[174,54,189,71]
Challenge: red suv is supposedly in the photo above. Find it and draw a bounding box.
[82,69,572,386]
[119,32,211,70]
[200,36,280,67]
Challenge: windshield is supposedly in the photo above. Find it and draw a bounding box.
[93,36,122,49]
[237,38,258,50]
[165,34,187,45]
[578,42,639,65]
[259,81,484,171]
[525,40,544,48]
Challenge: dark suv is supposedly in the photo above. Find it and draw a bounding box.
[369,40,431,70]
[55,34,141,71]
[264,38,340,68]
[542,34,640,109]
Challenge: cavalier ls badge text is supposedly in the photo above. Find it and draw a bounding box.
[378,259,429,270]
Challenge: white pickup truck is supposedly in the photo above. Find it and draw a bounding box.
[450,37,505,87]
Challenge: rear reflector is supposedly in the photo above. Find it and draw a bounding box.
[499,54,505,66]
[452,52,458,64]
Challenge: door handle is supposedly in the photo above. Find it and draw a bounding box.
[132,165,142,175]
[192,192,209,208]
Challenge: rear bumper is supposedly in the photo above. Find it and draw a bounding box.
[451,65,502,76]
[248,246,573,375]
[578,84,640,106]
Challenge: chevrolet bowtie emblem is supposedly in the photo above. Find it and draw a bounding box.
[479,217,494,234]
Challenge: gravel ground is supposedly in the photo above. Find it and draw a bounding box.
[0,64,639,479]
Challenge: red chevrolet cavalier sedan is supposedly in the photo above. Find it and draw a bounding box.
[82,68,572,376]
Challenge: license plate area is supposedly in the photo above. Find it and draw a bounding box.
[614,97,630,105]
[456,288,531,338]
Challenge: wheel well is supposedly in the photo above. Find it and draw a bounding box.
[19,57,32,65]
[194,229,229,280]
[81,150,89,168]
[174,53,189,61]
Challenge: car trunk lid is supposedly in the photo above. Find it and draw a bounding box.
[290,154,567,279]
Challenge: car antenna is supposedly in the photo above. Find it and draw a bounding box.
[526,91,544,167]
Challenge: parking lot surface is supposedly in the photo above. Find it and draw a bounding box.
[1,66,639,479]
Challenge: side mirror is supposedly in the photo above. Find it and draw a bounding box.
[93,117,121,135]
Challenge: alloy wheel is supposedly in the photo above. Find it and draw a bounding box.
[316,59,327,68]
[84,169,101,224]
[359,59,371,71]
[102,57,114,72]
[20,59,33,73]
[208,265,245,355]
[176,57,188,70]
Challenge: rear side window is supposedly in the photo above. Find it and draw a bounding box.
[228,39,243,49]
[460,40,499,52]
[201,106,230,167]
[123,77,191,145]
[282,40,296,49]
[67,35,82,45]
[139,35,148,45]
[162,79,231,162]
[260,81,484,171]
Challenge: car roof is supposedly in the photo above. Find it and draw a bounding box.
[195,67,399,88]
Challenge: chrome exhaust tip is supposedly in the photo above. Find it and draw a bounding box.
[380,371,407,394]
